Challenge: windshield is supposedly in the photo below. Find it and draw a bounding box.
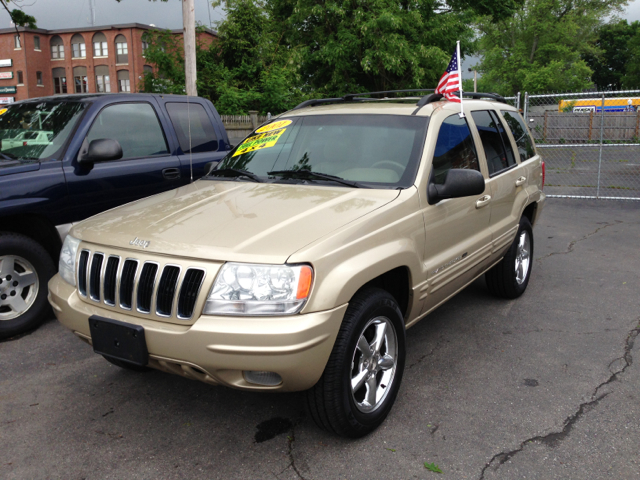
[0,101,86,164]
[216,114,429,188]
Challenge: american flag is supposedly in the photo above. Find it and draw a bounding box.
[435,47,462,103]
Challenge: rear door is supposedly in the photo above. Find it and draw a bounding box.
[164,101,228,183]
[64,100,183,221]
[468,109,529,261]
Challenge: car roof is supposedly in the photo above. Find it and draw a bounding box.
[9,93,205,106]
[280,99,519,118]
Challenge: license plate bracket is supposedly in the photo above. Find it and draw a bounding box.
[89,316,149,366]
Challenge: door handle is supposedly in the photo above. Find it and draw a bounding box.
[475,195,491,209]
[515,176,527,187]
[162,167,181,180]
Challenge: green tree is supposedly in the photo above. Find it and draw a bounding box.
[476,0,626,95]
[267,0,479,96]
[622,26,640,88]
[583,20,639,90]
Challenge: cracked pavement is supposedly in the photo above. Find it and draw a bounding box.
[2,199,640,479]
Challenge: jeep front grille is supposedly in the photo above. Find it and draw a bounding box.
[77,250,205,320]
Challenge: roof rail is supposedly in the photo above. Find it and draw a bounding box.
[412,91,508,115]
[291,89,506,113]
[290,89,436,111]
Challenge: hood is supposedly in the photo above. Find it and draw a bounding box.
[72,180,400,264]
[0,159,40,177]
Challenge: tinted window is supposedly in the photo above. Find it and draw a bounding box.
[432,115,479,185]
[501,111,535,161]
[217,115,428,188]
[471,110,516,176]
[86,103,169,160]
[166,102,218,154]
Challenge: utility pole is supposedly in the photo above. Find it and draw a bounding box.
[182,0,197,96]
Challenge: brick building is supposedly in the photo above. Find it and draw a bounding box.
[0,23,217,103]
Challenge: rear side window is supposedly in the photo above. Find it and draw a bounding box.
[501,110,535,161]
[432,114,479,185]
[471,110,516,176]
[166,102,218,154]
[86,103,169,160]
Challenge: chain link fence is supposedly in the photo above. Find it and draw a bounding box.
[521,90,640,200]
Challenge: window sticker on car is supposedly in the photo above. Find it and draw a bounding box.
[255,119,292,133]
[233,128,287,156]
[0,108,7,116]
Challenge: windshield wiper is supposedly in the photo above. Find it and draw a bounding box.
[267,170,368,188]
[207,168,263,183]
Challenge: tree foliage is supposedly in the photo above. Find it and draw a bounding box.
[583,20,639,90]
[476,0,627,95]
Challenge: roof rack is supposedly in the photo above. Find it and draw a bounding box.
[290,89,507,113]
[411,91,507,115]
[290,89,436,111]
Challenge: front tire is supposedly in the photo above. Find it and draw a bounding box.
[0,233,56,339]
[306,287,406,438]
[485,216,534,299]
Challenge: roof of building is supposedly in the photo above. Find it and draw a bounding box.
[0,23,217,37]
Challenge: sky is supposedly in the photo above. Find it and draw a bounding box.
[2,0,639,80]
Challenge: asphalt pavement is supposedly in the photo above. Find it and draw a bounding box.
[1,198,639,480]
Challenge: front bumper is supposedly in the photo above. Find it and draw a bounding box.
[48,274,347,392]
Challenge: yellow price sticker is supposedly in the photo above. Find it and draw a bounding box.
[233,128,287,157]
[255,119,292,133]
[0,108,7,116]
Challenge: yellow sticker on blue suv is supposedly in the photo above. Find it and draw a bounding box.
[233,128,287,157]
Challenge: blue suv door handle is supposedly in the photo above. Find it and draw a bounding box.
[162,168,181,180]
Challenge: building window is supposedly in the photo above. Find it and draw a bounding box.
[117,70,130,92]
[95,65,110,93]
[34,36,40,50]
[93,32,108,57]
[50,36,65,59]
[17,71,23,85]
[71,34,86,58]
[142,40,149,56]
[36,71,43,86]
[53,67,67,94]
[14,35,21,49]
[73,66,88,93]
[115,35,128,64]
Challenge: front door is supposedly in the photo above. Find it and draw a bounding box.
[64,101,183,221]
[421,113,493,314]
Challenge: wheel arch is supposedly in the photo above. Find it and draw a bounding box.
[522,201,538,226]
[0,214,62,263]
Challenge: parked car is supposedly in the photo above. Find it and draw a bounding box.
[50,91,545,437]
[0,93,231,339]
[2,130,54,149]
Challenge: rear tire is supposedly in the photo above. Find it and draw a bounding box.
[103,355,152,372]
[485,216,534,299]
[0,233,56,339]
[306,287,406,438]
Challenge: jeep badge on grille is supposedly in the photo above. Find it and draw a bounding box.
[129,237,150,249]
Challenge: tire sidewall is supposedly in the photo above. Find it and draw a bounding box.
[0,233,56,338]
[340,291,406,432]
[510,217,534,296]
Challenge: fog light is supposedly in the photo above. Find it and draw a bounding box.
[244,371,282,386]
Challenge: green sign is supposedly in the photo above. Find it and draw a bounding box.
[0,86,16,94]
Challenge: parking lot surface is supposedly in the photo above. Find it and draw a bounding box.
[2,199,639,480]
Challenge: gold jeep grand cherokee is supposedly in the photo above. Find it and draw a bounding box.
[49,91,545,438]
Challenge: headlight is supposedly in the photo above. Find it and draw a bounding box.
[59,235,80,287]
[204,263,313,316]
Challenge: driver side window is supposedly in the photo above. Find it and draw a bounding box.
[432,114,479,185]
[86,103,169,160]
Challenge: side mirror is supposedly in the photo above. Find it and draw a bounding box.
[204,161,218,176]
[428,169,485,205]
[79,138,123,164]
